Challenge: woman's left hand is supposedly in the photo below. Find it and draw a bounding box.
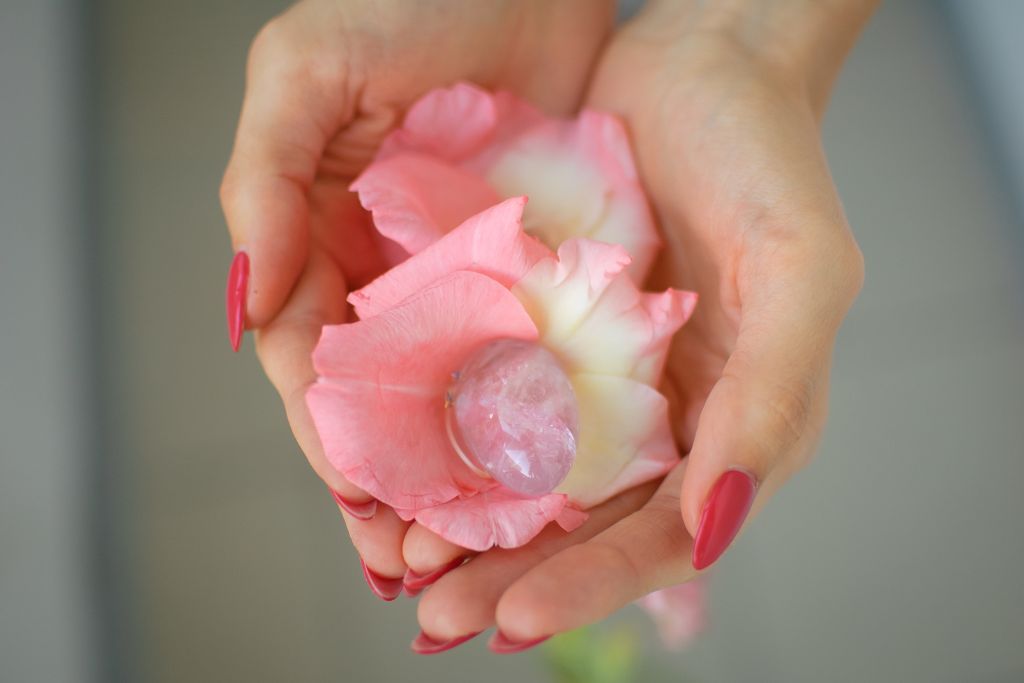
[406,0,873,649]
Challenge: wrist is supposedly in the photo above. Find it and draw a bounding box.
[638,0,878,116]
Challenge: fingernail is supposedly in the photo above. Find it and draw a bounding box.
[410,630,482,655]
[692,469,757,570]
[330,489,377,520]
[403,557,466,596]
[488,631,550,654]
[360,559,403,601]
[225,251,249,352]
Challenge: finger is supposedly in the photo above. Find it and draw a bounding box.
[254,248,369,506]
[220,7,351,329]
[342,505,410,594]
[495,464,694,641]
[416,483,657,641]
[681,236,864,569]
[256,245,410,592]
[402,522,467,575]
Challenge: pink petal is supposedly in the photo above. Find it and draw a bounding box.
[636,581,707,650]
[349,197,550,320]
[513,238,696,385]
[307,271,538,510]
[371,83,657,278]
[411,488,586,552]
[379,82,500,161]
[555,505,588,532]
[378,82,545,162]
[350,153,502,257]
[556,374,679,508]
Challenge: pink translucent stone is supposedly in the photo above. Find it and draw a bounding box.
[448,339,578,496]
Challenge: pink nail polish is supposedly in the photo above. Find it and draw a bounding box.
[488,631,550,654]
[403,557,466,596]
[225,251,249,352]
[360,559,403,602]
[330,489,377,520]
[692,469,757,570]
[410,630,482,655]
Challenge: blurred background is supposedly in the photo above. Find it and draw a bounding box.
[2,0,1023,681]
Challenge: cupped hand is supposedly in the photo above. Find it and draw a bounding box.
[220,0,616,592]
[410,0,873,649]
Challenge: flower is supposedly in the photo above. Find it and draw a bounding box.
[350,82,661,282]
[306,197,696,551]
[636,581,707,650]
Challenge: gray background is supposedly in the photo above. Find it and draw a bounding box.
[2,1,1022,681]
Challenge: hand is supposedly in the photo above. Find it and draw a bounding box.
[220,0,616,592]
[409,0,873,649]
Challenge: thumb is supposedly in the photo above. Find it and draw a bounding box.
[220,10,351,349]
[681,239,863,570]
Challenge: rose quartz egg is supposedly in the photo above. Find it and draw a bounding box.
[449,339,578,496]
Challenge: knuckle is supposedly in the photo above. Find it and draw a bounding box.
[729,375,814,460]
[816,232,865,307]
[246,14,345,91]
[757,378,811,448]
[838,238,866,301]
[218,170,241,213]
[247,17,288,71]
[588,541,646,591]
[758,380,814,452]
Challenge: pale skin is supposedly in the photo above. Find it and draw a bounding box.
[222,0,875,645]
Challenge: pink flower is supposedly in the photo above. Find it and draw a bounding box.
[306,84,696,552]
[306,198,696,551]
[636,582,707,650]
[350,82,661,282]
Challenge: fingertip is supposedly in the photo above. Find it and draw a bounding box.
[225,250,250,352]
[402,522,466,575]
[495,545,601,640]
[329,487,377,520]
[225,178,311,328]
[494,583,550,642]
[415,574,477,640]
[343,504,409,579]
[690,469,758,571]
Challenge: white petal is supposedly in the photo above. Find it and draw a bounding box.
[512,239,694,384]
[557,373,679,507]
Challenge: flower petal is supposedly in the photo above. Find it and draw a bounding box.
[378,82,545,162]
[556,374,679,508]
[373,83,657,277]
[480,111,660,280]
[379,82,499,161]
[636,581,707,650]
[350,153,502,257]
[411,488,586,552]
[349,197,550,320]
[307,271,538,510]
[513,238,695,384]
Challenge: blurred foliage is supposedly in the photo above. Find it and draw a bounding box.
[541,615,701,683]
[542,625,639,683]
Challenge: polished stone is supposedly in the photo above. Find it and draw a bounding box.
[448,339,578,496]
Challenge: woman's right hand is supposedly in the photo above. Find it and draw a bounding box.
[220,0,616,598]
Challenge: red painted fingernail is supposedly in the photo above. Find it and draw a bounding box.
[330,489,377,520]
[410,630,482,655]
[488,631,550,654]
[403,557,466,596]
[360,559,403,602]
[225,251,249,352]
[692,469,757,570]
